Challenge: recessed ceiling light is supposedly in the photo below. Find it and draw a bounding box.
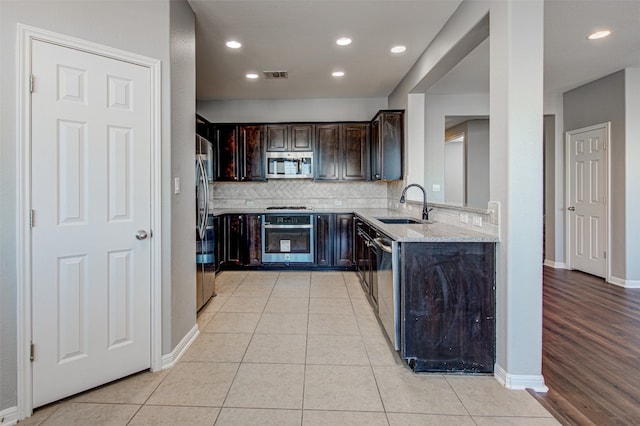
[336,37,352,46]
[246,73,259,79]
[390,45,407,54]
[587,30,611,40]
[226,40,242,49]
[332,71,345,77]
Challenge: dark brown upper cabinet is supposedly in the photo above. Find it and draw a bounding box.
[371,110,403,181]
[240,125,266,181]
[315,124,341,180]
[342,123,369,181]
[212,124,265,181]
[315,123,369,181]
[266,124,314,152]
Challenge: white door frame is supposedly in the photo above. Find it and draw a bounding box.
[16,24,162,419]
[564,122,611,282]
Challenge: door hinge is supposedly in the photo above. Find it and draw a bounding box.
[30,75,34,93]
[30,342,35,362]
[30,209,35,228]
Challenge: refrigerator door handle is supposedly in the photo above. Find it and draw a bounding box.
[197,156,208,239]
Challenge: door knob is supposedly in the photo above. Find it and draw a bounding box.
[136,230,148,240]
[567,206,576,212]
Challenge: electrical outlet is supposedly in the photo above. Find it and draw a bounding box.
[174,177,181,194]
[460,213,469,223]
[473,216,483,227]
[246,200,255,207]
[334,200,343,206]
[432,184,441,192]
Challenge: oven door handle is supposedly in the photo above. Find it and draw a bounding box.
[263,224,313,229]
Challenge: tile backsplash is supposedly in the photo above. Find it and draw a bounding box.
[211,180,388,209]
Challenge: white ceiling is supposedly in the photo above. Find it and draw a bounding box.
[187,0,640,101]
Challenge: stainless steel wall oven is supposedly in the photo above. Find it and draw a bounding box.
[262,214,314,263]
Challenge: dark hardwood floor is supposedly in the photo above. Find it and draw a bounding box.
[535,266,640,425]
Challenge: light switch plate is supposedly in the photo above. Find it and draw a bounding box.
[460,213,469,223]
[432,184,441,192]
[174,177,181,194]
[473,216,483,227]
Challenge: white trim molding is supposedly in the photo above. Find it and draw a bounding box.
[0,406,18,425]
[543,259,567,269]
[494,363,548,392]
[16,24,162,421]
[609,276,640,289]
[161,325,200,370]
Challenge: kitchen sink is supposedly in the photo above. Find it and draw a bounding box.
[374,217,427,224]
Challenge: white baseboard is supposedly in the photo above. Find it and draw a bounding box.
[543,259,567,269]
[161,324,200,370]
[609,276,640,289]
[494,363,548,392]
[0,406,18,425]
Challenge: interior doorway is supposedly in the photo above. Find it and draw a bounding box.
[17,25,162,418]
[565,123,610,279]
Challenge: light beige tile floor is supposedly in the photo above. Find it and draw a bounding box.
[22,271,559,426]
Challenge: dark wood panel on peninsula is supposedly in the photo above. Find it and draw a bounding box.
[401,242,495,373]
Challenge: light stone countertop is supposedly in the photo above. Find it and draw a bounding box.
[212,207,498,243]
[353,209,497,243]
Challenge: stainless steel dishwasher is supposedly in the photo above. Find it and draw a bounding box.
[373,233,400,351]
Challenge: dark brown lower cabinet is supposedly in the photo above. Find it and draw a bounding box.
[334,214,354,267]
[223,214,262,266]
[224,215,244,265]
[213,215,224,272]
[246,214,262,266]
[315,214,333,267]
[400,242,495,373]
[215,212,354,270]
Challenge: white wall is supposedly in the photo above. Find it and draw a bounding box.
[197,97,387,123]
[405,94,426,188]
[466,119,490,207]
[169,0,197,353]
[624,69,640,284]
[543,93,565,268]
[489,0,544,381]
[444,140,465,202]
[424,94,489,203]
[389,0,546,389]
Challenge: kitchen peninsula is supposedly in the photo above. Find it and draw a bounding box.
[212,205,498,374]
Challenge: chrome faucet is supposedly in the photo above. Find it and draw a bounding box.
[400,184,432,220]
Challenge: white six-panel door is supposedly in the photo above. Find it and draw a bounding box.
[30,39,152,407]
[567,124,608,278]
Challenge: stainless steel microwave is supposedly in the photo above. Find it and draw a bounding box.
[266,152,313,179]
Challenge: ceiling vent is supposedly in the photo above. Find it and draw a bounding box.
[263,71,288,79]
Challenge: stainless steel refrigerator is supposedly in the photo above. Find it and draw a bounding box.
[196,134,216,311]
